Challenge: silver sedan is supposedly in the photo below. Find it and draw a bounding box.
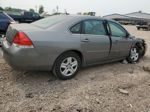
[1,15,147,80]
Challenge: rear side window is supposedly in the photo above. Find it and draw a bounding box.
[24,12,33,16]
[83,20,106,35]
[70,23,81,34]
[108,21,127,37]
[32,13,40,18]
[0,13,8,19]
[31,16,71,29]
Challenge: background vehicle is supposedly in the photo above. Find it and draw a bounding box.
[1,15,147,80]
[8,11,43,23]
[0,11,15,35]
[136,21,150,30]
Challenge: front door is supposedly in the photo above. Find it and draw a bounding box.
[107,21,133,59]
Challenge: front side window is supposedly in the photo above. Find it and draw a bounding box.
[32,13,40,17]
[70,23,81,34]
[108,21,127,37]
[83,20,106,35]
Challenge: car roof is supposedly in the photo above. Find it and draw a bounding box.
[61,15,119,25]
[63,15,106,20]
[53,15,117,23]
[31,15,119,30]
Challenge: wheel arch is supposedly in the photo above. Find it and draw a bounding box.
[131,38,144,48]
[52,49,85,69]
[130,39,146,57]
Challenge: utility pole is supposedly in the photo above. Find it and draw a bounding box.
[56,6,59,13]
[35,5,38,13]
[64,9,67,14]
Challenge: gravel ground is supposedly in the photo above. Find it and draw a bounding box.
[0,25,150,112]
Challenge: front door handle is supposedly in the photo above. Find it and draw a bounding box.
[82,38,90,42]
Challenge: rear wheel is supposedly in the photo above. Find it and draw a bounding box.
[53,52,81,80]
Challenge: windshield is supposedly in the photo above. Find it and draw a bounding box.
[31,15,71,28]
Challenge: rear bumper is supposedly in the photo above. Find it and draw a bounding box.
[1,39,53,71]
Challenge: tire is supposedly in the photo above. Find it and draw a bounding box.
[127,45,140,63]
[138,43,146,57]
[146,27,149,31]
[53,52,81,80]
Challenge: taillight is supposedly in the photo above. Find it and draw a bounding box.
[8,21,15,24]
[13,32,33,47]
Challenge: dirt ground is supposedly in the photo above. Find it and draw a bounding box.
[0,25,150,112]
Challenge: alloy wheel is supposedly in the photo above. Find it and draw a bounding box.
[60,57,78,76]
[130,47,139,62]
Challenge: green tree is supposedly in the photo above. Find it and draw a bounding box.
[38,5,44,14]
[88,12,96,16]
[29,8,35,12]
[83,12,88,15]
[0,7,3,11]
[5,7,12,11]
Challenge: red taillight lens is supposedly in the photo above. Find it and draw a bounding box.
[13,32,33,46]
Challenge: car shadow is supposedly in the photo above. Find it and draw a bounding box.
[10,56,149,97]
[11,70,57,94]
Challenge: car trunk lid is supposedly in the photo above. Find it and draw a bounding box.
[6,23,41,44]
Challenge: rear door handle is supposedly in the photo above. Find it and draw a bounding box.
[82,38,90,42]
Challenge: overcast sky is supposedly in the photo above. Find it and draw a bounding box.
[0,0,150,16]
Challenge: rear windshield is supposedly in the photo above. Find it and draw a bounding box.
[0,12,13,20]
[31,15,71,28]
[0,13,9,19]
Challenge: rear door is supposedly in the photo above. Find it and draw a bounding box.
[107,21,133,59]
[81,19,110,64]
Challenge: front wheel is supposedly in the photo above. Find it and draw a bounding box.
[53,52,81,80]
[127,46,140,63]
[137,27,140,30]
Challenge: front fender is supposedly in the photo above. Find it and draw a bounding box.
[131,37,147,56]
